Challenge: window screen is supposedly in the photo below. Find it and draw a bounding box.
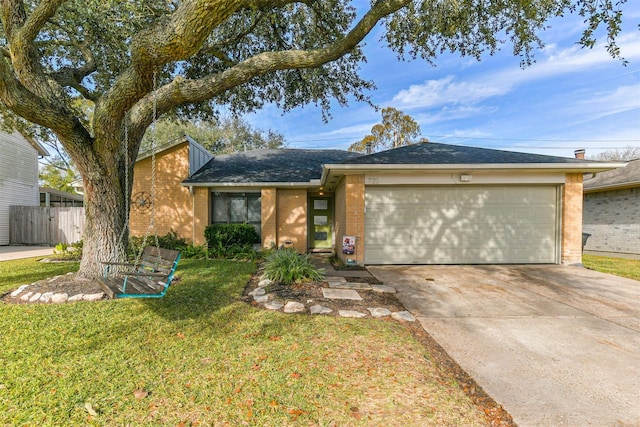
[211,192,261,237]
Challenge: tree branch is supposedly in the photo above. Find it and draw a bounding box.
[0,56,91,145]
[18,0,67,43]
[129,0,410,132]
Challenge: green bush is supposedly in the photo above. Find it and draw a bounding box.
[208,242,261,260]
[52,240,83,260]
[263,248,323,285]
[178,244,208,259]
[204,224,259,248]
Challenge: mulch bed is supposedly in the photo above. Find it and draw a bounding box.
[1,273,105,304]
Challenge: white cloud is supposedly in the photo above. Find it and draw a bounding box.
[414,105,496,125]
[391,32,640,111]
[392,75,510,109]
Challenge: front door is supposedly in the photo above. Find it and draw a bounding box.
[309,196,333,249]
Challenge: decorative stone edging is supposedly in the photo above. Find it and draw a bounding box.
[6,274,105,304]
[250,276,415,322]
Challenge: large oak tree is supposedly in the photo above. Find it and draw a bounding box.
[0,0,629,277]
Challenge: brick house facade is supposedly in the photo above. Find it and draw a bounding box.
[134,140,619,265]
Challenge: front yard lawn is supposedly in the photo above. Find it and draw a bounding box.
[583,254,640,281]
[0,258,489,426]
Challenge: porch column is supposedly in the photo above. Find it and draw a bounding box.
[562,173,584,265]
[345,174,365,265]
[192,187,209,246]
[261,188,277,249]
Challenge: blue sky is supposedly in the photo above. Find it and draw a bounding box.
[245,7,640,159]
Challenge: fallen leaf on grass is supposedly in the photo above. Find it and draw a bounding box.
[84,402,97,416]
[269,335,281,341]
[134,389,149,399]
[290,372,302,379]
[288,408,305,421]
[350,406,361,420]
[176,332,185,339]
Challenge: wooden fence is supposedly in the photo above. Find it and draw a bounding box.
[10,206,85,245]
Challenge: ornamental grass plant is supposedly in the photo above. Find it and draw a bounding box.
[262,248,323,285]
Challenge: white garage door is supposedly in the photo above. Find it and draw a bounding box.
[365,186,559,264]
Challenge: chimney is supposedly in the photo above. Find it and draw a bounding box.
[365,142,372,154]
[574,148,585,159]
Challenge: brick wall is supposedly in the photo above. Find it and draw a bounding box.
[561,173,584,264]
[344,174,365,265]
[192,186,209,245]
[333,177,347,260]
[131,143,194,242]
[261,188,277,249]
[276,188,307,251]
[583,187,640,255]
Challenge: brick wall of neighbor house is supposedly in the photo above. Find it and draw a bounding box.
[561,173,584,264]
[336,174,365,265]
[261,188,277,249]
[276,188,307,251]
[131,143,193,242]
[583,187,640,255]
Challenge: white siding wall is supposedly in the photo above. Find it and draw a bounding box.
[0,131,41,245]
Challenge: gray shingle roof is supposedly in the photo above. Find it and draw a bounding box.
[184,148,361,184]
[339,142,589,165]
[584,158,640,190]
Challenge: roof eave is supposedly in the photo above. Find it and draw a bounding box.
[584,180,640,193]
[181,181,320,188]
[323,162,624,173]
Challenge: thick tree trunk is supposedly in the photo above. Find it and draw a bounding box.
[75,142,131,279]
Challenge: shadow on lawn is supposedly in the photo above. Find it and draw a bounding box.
[139,259,255,322]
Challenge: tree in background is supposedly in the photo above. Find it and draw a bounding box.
[141,117,285,154]
[349,107,421,152]
[588,146,640,161]
[39,157,78,193]
[0,1,629,277]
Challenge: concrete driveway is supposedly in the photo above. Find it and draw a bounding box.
[368,264,640,427]
[0,246,53,261]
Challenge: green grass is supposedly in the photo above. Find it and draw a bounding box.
[0,258,487,426]
[583,254,640,281]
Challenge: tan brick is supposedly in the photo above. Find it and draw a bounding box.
[276,188,307,252]
[333,174,366,265]
[562,173,584,264]
[131,142,195,243]
[261,188,277,249]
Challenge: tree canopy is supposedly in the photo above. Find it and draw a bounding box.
[0,0,631,277]
[349,107,421,152]
[141,117,286,155]
[588,146,640,161]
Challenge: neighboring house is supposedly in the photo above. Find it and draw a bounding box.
[40,187,84,207]
[132,140,620,265]
[583,158,640,256]
[0,130,48,245]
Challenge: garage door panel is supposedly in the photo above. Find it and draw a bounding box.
[365,186,558,264]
